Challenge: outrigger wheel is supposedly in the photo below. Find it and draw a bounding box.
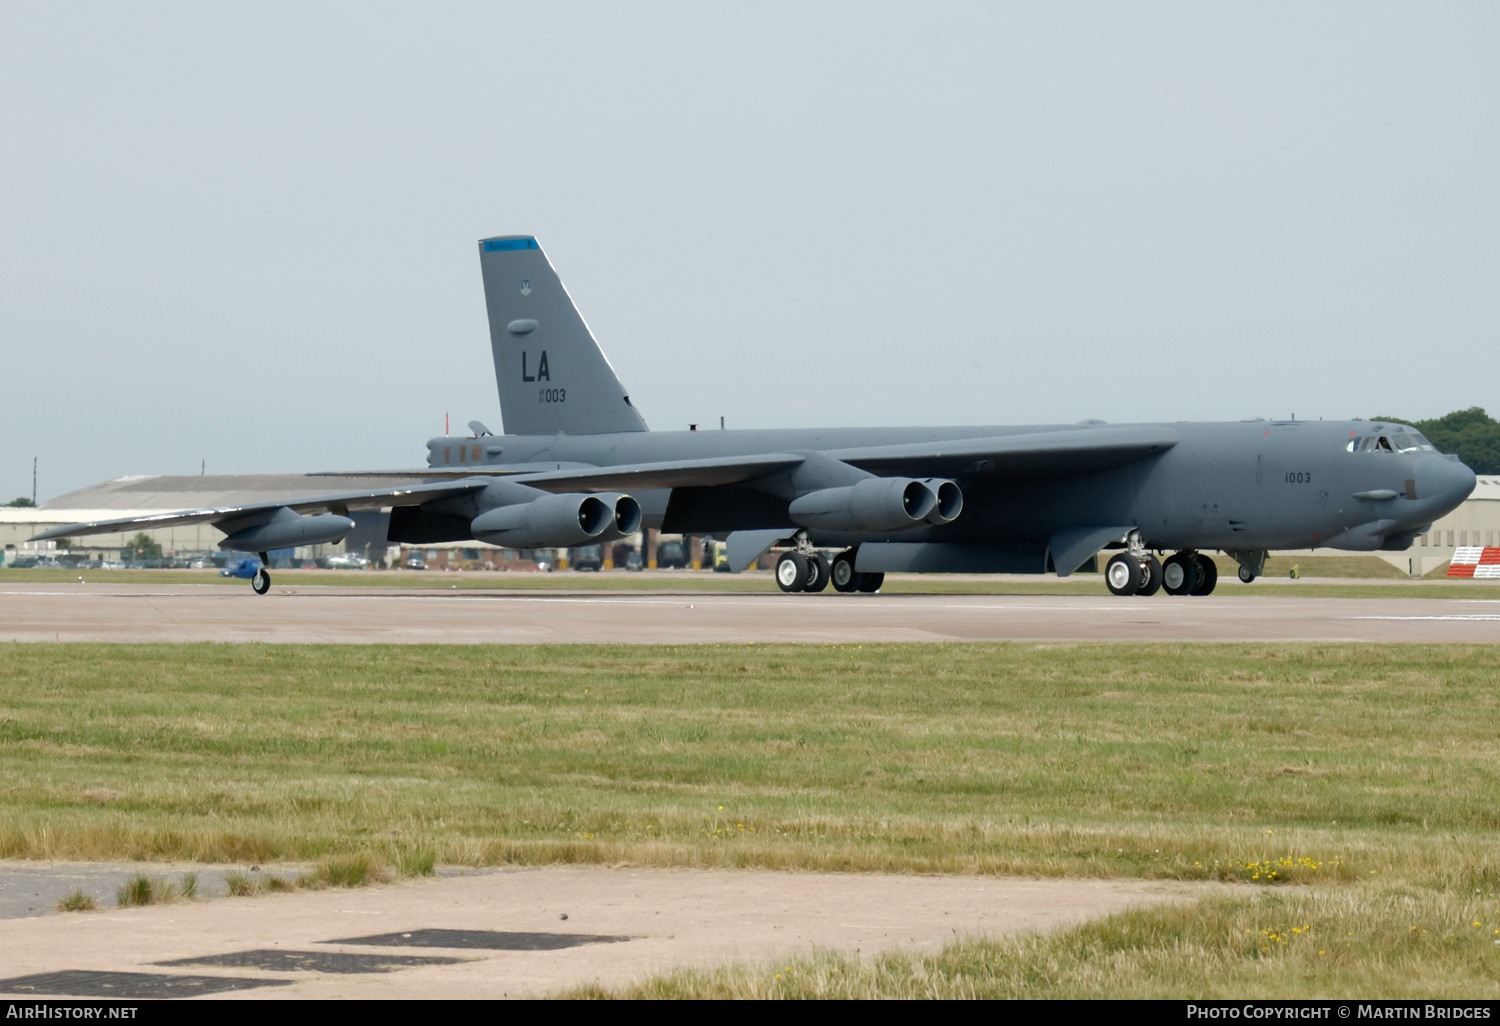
[251,551,271,595]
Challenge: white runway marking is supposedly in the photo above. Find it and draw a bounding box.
[1342,615,1500,621]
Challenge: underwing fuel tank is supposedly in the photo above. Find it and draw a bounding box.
[220,507,355,552]
[788,477,962,532]
[470,492,641,548]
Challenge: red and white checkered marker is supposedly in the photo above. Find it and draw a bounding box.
[1448,546,1500,578]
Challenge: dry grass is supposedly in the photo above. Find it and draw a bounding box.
[115,872,194,907]
[55,889,98,912]
[576,889,1500,999]
[298,852,391,889]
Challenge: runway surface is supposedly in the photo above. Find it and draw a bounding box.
[0,865,1211,998]
[1,581,1498,643]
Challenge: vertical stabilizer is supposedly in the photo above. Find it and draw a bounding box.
[478,235,648,435]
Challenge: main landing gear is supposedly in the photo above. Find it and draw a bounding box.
[775,539,882,594]
[1106,536,1217,597]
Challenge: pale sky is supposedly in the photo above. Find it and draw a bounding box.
[3,1,1497,503]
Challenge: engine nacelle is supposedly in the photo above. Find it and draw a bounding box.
[469,492,641,548]
[788,477,960,533]
[220,507,355,552]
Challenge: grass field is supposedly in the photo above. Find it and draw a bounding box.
[4,642,1499,996]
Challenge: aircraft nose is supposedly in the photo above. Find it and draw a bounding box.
[1415,455,1477,517]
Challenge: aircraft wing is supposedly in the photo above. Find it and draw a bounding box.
[515,453,806,492]
[510,427,1178,493]
[313,454,808,489]
[27,479,494,542]
[824,425,1180,479]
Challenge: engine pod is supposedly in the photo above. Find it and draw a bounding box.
[788,478,939,533]
[220,507,355,551]
[470,493,615,548]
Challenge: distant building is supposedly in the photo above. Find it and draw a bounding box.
[1403,474,1500,576]
[0,474,402,564]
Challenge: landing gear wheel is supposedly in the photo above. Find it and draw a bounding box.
[775,551,808,593]
[251,569,271,595]
[831,550,860,593]
[1162,552,1201,596]
[805,552,831,593]
[1237,565,1257,584]
[1137,554,1163,596]
[856,571,884,593]
[1105,553,1144,596]
[1191,554,1218,596]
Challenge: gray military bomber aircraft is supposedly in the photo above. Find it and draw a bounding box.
[35,234,1478,596]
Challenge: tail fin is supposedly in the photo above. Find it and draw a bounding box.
[478,235,648,436]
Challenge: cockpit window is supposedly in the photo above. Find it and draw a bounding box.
[1349,431,1435,454]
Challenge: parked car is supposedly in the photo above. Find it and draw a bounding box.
[323,553,368,569]
[219,557,262,579]
[656,539,690,569]
[571,544,604,572]
[405,555,426,570]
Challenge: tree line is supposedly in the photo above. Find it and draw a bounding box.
[1374,407,1500,475]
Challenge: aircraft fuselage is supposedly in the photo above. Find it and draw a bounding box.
[426,418,1474,557]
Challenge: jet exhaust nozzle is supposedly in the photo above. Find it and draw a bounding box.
[789,477,959,533]
[220,507,355,552]
[592,493,643,542]
[470,492,620,548]
[922,479,963,525]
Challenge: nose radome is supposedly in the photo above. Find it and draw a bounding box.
[1415,455,1477,515]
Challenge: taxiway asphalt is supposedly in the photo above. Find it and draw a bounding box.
[0,581,1497,644]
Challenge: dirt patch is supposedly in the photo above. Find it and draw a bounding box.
[0,864,1221,998]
